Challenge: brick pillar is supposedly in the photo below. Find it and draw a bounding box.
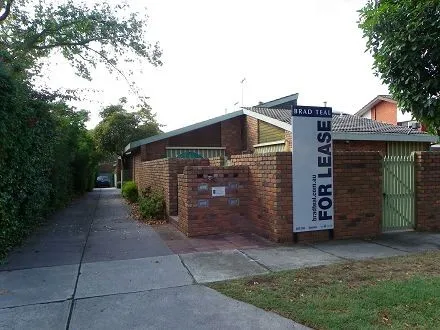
[333,151,382,239]
[221,117,243,156]
[415,152,440,231]
[245,116,258,153]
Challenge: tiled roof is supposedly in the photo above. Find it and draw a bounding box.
[247,107,427,135]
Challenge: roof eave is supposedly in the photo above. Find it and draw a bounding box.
[256,93,299,108]
[354,96,398,117]
[243,110,437,143]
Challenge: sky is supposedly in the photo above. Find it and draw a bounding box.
[39,0,397,131]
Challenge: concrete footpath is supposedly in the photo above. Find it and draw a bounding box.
[2,189,439,329]
[184,231,440,283]
[0,189,307,330]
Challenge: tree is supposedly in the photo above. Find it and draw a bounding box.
[359,0,440,134]
[1,0,162,82]
[94,102,161,157]
[0,0,163,255]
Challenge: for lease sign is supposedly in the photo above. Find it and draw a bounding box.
[292,105,334,232]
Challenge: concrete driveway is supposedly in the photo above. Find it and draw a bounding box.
[0,189,305,330]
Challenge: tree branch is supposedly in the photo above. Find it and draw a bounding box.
[82,45,138,95]
[33,38,102,50]
[0,0,13,22]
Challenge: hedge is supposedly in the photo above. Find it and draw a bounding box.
[0,62,98,257]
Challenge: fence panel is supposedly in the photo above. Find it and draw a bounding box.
[382,155,415,231]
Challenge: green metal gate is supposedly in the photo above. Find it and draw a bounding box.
[382,155,415,231]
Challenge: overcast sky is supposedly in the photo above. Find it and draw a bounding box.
[41,0,393,131]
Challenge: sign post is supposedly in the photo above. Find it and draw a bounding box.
[291,105,334,233]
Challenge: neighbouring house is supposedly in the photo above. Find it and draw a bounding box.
[121,94,437,243]
[355,95,425,130]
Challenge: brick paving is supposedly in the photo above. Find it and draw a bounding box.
[152,224,275,254]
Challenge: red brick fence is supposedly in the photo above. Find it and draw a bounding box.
[133,151,440,243]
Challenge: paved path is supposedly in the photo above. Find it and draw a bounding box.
[0,189,306,330]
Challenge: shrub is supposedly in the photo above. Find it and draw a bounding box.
[116,181,121,189]
[122,181,138,202]
[138,191,165,220]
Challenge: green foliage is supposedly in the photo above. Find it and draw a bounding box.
[0,60,99,257]
[138,190,166,220]
[121,181,138,203]
[359,0,440,133]
[94,102,161,157]
[0,0,163,257]
[1,0,162,81]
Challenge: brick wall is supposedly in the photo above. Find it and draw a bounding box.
[333,140,387,155]
[372,100,397,125]
[415,152,440,231]
[134,153,169,210]
[133,153,209,216]
[332,152,382,239]
[208,157,225,166]
[169,123,221,147]
[133,116,247,162]
[145,139,168,161]
[177,166,251,236]
[140,144,147,161]
[295,152,382,242]
[231,151,382,242]
[221,117,243,156]
[245,116,258,153]
[230,153,293,242]
[135,149,383,242]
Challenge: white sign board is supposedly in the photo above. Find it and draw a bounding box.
[212,186,226,197]
[292,105,334,232]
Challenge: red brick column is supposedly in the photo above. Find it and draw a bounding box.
[415,152,440,231]
[245,116,258,153]
[231,152,292,242]
[177,174,189,234]
[332,151,382,239]
[221,117,243,156]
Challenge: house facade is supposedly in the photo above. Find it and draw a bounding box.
[355,95,425,130]
[121,97,437,243]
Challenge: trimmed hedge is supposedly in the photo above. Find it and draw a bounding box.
[0,62,98,257]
